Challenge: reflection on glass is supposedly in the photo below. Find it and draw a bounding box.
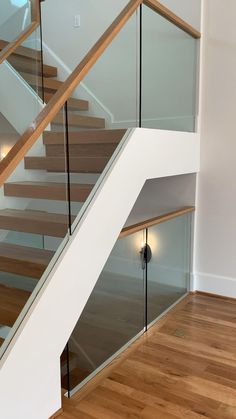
[147,213,191,325]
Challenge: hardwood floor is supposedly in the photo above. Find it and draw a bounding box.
[58,293,236,418]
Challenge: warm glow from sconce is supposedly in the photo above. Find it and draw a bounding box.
[1,145,12,160]
[147,232,159,254]
[141,240,146,249]
[133,232,146,253]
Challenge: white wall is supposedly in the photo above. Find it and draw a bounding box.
[194,0,236,297]
[41,0,129,71]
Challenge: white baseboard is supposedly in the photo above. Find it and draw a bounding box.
[193,272,236,298]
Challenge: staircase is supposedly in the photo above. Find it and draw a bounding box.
[0,40,125,381]
[0,0,201,417]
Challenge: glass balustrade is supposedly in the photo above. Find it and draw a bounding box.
[64,211,193,395]
[141,5,198,131]
[0,0,32,43]
[0,26,43,159]
[64,230,145,394]
[146,213,192,325]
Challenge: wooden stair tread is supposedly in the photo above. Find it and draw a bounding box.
[45,143,117,158]
[53,113,105,129]
[4,182,94,202]
[25,156,108,173]
[8,55,57,78]
[20,72,63,91]
[43,129,126,145]
[44,93,89,111]
[0,243,54,279]
[0,209,72,237]
[0,39,40,61]
[0,283,31,327]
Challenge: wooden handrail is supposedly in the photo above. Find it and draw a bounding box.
[144,0,201,39]
[120,207,195,238]
[0,0,201,185]
[30,0,40,23]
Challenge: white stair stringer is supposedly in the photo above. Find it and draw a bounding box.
[0,128,200,419]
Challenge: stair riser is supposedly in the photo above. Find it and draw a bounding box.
[45,144,117,158]
[25,157,108,173]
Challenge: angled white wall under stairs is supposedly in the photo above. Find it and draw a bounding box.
[0,128,199,419]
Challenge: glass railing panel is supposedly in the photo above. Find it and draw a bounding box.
[64,230,145,394]
[0,0,31,43]
[141,5,198,131]
[0,5,139,360]
[147,213,192,326]
[0,26,43,159]
[0,104,70,350]
[64,10,139,234]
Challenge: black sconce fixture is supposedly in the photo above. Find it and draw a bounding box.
[140,243,152,270]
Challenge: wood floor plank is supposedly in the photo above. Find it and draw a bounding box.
[57,294,236,419]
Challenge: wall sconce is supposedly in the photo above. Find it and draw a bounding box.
[140,243,152,270]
